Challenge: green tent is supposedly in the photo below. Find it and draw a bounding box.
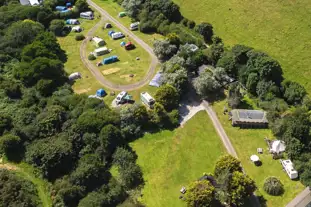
[118,12,126,17]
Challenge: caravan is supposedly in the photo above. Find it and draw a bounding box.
[281,159,298,179]
[130,22,139,30]
[140,92,155,108]
[94,47,109,56]
[80,11,94,20]
[111,32,125,40]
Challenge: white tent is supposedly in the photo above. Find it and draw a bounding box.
[271,140,286,154]
[68,72,82,81]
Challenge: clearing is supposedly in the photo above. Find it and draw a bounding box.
[86,23,151,85]
[212,100,305,207]
[130,111,225,207]
[173,0,311,93]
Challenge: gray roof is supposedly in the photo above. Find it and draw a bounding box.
[231,109,268,124]
[20,0,30,5]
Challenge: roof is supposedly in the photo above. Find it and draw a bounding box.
[231,109,268,124]
[286,187,311,207]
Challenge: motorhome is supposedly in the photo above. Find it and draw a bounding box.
[130,22,139,30]
[111,32,125,40]
[80,11,94,20]
[140,92,155,108]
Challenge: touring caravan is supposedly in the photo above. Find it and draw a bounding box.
[140,92,155,108]
[130,22,139,30]
[66,19,79,25]
[111,32,125,40]
[80,11,94,20]
[94,47,109,56]
[281,159,298,179]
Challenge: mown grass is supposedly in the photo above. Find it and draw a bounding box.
[130,111,225,207]
[211,100,305,207]
[86,23,151,85]
[173,0,311,93]
[91,0,163,46]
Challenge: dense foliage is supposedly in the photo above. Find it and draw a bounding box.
[185,180,215,207]
[263,177,284,196]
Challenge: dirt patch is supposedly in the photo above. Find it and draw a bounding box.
[0,164,18,170]
[102,68,120,75]
[75,88,91,94]
[120,74,135,82]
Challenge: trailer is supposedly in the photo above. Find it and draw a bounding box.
[130,22,139,30]
[111,32,125,40]
[80,11,94,20]
[102,56,118,64]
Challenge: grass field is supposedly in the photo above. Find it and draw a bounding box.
[173,0,311,93]
[130,111,225,207]
[86,24,151,85]
[211,100,305,207]
[91,0,163,46]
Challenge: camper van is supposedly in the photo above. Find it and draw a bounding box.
[116,91,128,105]
[80,11,94,20]
[281,159,298,179]
[140,92,155,108]
[111,32,125,40]
[130,22,139,30]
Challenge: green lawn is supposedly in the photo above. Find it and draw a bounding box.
[58,13,104,95]
[211,100,305,207]
[86,23,151,85]
[91,0,163,46]
[130,111,225,207]
[173,0,311,93]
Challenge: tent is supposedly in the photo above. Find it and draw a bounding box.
[66,19,79,25]
[118,12,126,17]
[92,37,105,47]
[72,26,82,32]
[68,72,82,81]
[56,6,67,11]
[105,23,112,28]
[120,41,126,46]
[96,89,106,97]
[149,72,163,87]
[271,140,286,154]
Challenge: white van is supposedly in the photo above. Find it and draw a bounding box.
[130,22,139,30]
[140,92,155,108]
[111,32,125,40]
[80,11,94,20]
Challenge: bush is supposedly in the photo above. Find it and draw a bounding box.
[75,34,85,41]
[187,20,195,29]
[88,54,96,60]
[263,177,284,196]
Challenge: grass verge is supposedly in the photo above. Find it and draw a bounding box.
[211,100,305,207]
[130,111,225,207]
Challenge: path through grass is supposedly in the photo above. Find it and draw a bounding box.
[130,111,225,207]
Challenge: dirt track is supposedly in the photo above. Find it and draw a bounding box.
[80,0,158,91]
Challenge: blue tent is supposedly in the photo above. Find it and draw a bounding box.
[66,2,71,7]
[96,89,106,97]
[55,6,67,11]
[108,30,115,37]
[120,41,126,46]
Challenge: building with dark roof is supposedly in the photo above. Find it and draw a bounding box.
[230,109,268,128]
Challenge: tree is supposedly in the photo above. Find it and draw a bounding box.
[155,85,179,111]
[193,72,221,99]
[263,177,284,196]
[246,73,259,95]
[214,155,242,177]
[0,114,12,135]
[0,169,41,207]
[166,33,181,46]
[75,0,89,12]
[161,67,188,94]
[49,19,65,36]
[227,171,256,206]
[256,80,280,101]
[36,79,54,96]
[228,83,242,109]
[282,80,306,105]
[21,41,57,62]
[209,43,224,64]
[216,51,237,76]
[231,44,252,64]
[0,134,22,161]
[153,40,178,61]
[99,124,123,156]
[185,180,215,207]
[195,22,213,42]
[121,0,144,18]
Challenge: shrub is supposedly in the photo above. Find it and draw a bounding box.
[263,177,284,196]
[88,54,96,61]
[187,20,195,29]
[75,34,85,41]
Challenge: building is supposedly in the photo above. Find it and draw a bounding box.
[80,11,94,20]
[286,187,311,207]
[94,47,109,56]
[230,109,268,128]
[92,37,105,47]
[281,159,298,180]
[141,92,155,108]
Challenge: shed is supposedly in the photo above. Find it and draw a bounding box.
[92,37,105,47]
[96,89,106,97]
[102,56,118,64]
[68,72,82,81]
[66,19,79,25]
[105,23,112,28]
[230,109,268,128]
[56,6,67,11]
[94,47,109,56]
[149,72,163,87]
[118,12,126,17]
